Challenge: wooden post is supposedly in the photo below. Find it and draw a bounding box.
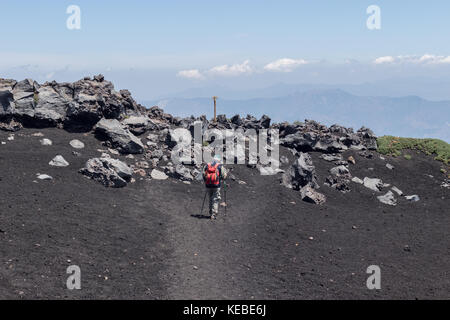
[212,96,218,122]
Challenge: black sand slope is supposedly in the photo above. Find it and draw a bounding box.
[0,128,449,299]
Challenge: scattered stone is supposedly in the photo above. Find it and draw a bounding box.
[347,156,356,164]
[386,163,394,170]
[32,132,44,137]
[300,185,326,205]
[405,195,420,202]
[72,151,82,157]
[320,154,342,162]
[49,155,69,167]
[377,191,397,206]
[351,177,364,184]
[108,148,120,155]
[329,165,351,178]
[363,177,383,192]
[7,135,14,141]
[40,138,53,146]
[391,186,403,196]
[37,174,53,180]
[134,169,147,177]
[359,151,373,159]
[136,161,150,169]
[70,139,85,149]
[150,169,168,180]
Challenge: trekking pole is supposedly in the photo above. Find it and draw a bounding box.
[200,190,207,215]
[224,181,227,215]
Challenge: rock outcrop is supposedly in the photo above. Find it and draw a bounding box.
[0,75,144,132]
[1,75,383,201]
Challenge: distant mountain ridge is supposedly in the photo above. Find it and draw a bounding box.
[143,89,450,142]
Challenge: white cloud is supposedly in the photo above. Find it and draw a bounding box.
[374,54,450,65]
[264,58,309,72]
[208,60,252,76]
[176,69,204,80]
[374,56,395,64]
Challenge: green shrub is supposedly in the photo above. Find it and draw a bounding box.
[404,154,412,160]
[377,136,450,165]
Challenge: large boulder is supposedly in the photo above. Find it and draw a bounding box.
[34,83,72,127]
[356,127,377,150]
[259,115,271,129]
[230,114,243,126]
[79,157,133,188]
[122,115,153,135]
[282,132,318,151]
[94,118,144,154]
[281,152,319,190]
[313,135,348,152]
[12,79,38,120]
[0,79,16,118]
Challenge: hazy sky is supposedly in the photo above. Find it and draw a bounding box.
[1,0,450,99]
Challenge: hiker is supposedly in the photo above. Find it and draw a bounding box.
[203,155,227,220]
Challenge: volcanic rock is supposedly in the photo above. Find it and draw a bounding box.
[281,152,319,190]
[79,157,133,188]
[94,118,144,154]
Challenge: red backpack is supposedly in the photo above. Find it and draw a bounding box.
[205,163,220,187]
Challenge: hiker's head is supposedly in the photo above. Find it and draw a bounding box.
[213,155,222,164]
